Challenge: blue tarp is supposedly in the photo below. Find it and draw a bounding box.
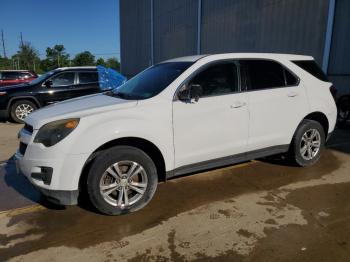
[97,65,127,91]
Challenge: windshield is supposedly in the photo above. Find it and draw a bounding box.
[111,62,193,100]
[29,70,56,85]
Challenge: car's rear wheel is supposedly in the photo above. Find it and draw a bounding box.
[10,100,37,123]
[289,119,325,167]
[86,146,158,215]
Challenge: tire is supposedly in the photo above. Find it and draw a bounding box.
[337,96,350,127]
[10,100,37,123]
[86,146,158,215]
[288,119,325,167]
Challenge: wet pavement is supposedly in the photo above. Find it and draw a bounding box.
[0,122,350,261]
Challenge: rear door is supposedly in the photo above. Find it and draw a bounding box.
[0,71,20,86]
[74,71,101,97]
[241,59,309,151]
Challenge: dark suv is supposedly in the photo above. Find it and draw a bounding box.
[0,67,100,123]
[0,70,38,87]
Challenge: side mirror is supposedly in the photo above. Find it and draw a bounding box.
[44,80,53,88]
[189,84,203,102]
[178,84,203,102]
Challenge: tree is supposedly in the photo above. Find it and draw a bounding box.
[14,41,40,71]
[96,57,106,67]
[105,57,120,71]
[41,44,70,71]
[72,51,95,66]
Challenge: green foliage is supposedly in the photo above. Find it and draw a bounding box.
[72,51,95,66]
[0,42,120,74]
[105,57,120,71]
[0,56,12,70]
[96,57,106,67]
[41,44,70,71]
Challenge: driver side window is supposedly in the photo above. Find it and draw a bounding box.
[51,72,75,87]
[189,61,239,97]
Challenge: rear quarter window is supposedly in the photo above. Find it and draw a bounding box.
[292,60,328,82]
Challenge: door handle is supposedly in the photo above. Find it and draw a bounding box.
[287,92,298,97]
[230,101,246,108]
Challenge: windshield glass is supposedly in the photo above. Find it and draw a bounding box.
[111,62,193,100]
[29,70,56,85]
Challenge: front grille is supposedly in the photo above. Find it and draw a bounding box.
[23,124,33,134]
[19,142,28,156]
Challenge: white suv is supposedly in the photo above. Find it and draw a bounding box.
[16,53,337,215]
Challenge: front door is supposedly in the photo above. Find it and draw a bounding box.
[173,61,249,168]
[41,71,77,105]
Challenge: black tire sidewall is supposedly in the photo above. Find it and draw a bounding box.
[291,120,325,167]
[10,100,37,123]
[87,146,158,215]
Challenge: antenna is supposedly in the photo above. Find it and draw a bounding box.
[1,29,6,58]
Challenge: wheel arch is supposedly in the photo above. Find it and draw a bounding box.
[303,111,329,136]
[7,96,41,110]
[290,111,330,146]
[79,136,167,192]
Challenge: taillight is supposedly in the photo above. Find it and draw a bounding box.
[330,85,337,100]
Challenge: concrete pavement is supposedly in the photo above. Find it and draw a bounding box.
[0,122,350,261]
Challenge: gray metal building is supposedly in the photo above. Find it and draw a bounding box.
[120,0,350,94]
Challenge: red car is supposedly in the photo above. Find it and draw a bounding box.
[0,70,38,87]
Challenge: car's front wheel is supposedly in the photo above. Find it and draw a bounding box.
[87,146,158,215]
[10,100,37,123]
[289,119,325,167]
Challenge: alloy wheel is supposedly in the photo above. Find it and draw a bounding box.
[299,128,321,161]
[15,104,34,120]
[99,161,148,208]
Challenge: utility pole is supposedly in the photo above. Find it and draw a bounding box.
[20,32,24,48]
[1,29,6,58]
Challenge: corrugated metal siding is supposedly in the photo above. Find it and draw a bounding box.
[328,0,350,75]
[120,0,151,78]
[200,0,329,64]
[153,0,198,63]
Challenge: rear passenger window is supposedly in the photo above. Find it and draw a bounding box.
[189,62,239,97]
[242,60,298,91]
[79,72,98,84]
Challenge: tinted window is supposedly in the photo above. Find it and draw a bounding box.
[292,60,328,82]
[284,69,298,86]
[51,72,75,86]
[1,72,20,80]
[79,72,98,84]
[112,62,192,100]
[242,60,288,90]
[189,62,239,97]
[19,72,32,79]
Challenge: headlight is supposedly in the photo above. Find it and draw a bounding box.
[34,118,80,147]
[0,91,7,96]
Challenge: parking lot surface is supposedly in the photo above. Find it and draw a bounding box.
[0,122,350,261]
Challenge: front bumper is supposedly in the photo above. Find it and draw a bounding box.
[15,128,90,206]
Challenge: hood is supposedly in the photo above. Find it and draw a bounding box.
[25,93,137,128]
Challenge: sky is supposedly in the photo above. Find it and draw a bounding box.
[0,0,120,60]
